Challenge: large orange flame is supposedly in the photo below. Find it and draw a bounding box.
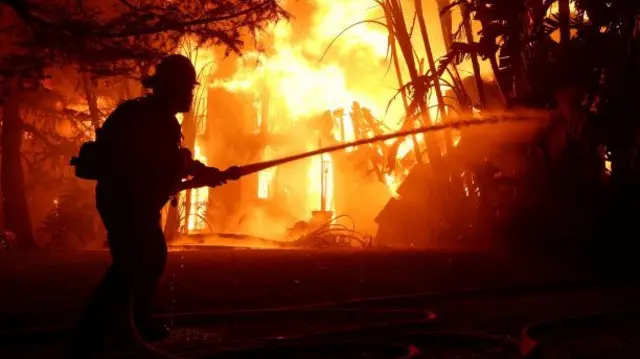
[170,0,501,237]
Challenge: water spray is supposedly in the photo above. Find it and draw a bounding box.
[187,114,546,190]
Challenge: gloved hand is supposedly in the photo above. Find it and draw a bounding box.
[223,166,242,181]
[200,167,228,187]
[179,167,227,191]
[179,148,206,176]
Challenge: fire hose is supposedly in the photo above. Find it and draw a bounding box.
[186,114,545,191]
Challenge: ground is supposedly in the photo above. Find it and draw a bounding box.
[0,248,638,358]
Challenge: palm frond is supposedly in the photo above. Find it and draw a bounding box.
[439,0,471,16]
[318,19,388,64]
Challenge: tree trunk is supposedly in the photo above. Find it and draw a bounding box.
[1,77,37,250]
[81,72,101,134]
[558,0,571,46]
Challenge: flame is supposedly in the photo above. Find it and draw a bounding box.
[187,144,209,232]
[210,0,400,208]
[331,112,357,152]
[384,174,401,199]
[453,130,462,147]
[308,152,334,212]
[212,1,398,120]
[258,146,277,199]
[397,137,416,159]
[175,38,216,234]
[312,1,389,58]
[169,0,501,236]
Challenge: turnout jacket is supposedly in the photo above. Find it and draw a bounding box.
[96,95,196,214]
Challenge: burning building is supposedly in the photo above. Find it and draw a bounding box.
[162,0,501,248]
[189,82,350,240]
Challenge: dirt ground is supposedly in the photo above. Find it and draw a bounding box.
[4,248,638,358]
[0,248,584,331]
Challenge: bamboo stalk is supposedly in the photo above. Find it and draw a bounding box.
[559,0,571,45]
[385,0,442,165]
[475,0,508,107]
[436,0,469,108]
[414,0,453,152]
[436,0,454,51]
[381,1,423,163]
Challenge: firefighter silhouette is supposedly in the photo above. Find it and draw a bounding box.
[70,54,237,357]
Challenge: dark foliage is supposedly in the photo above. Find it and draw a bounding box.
[0,0,287,249]
[0,0,289,77]
[37,179,100,249]
[20,89,93,188]
[374,0,640,254]
[0,230,17,251]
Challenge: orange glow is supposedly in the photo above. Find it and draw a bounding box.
[397,137,416,159]
[166,0,504,238]
[547,1,580,16]
[65,95,115,138]
[331,112,357,152]
[258,146,277,199]
[453,130,462,147]
[187,144,209,232]
[308,152,335,212]
[547,1,588,41]
[174,38,215,234]
[209,0,453,203]
[384,174,401,199]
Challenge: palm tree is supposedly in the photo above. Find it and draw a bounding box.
[445,0,640,252]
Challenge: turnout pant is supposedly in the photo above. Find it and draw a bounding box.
[71,201,167,356]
